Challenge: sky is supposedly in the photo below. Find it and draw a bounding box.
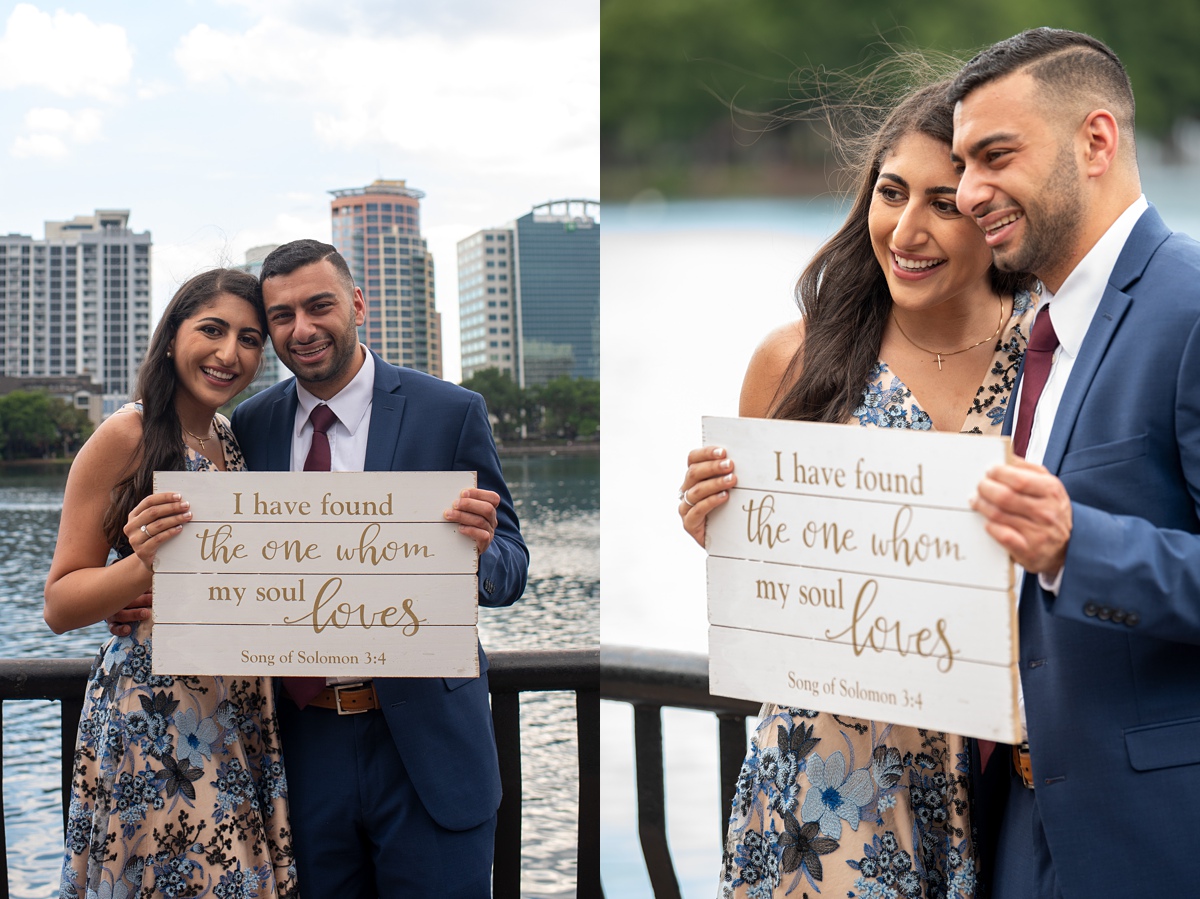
[0,0,599,382]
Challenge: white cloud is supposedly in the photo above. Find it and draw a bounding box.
[136,80,173,101]
[174,17,597,176]
[0,4,132,101]
[11,131,67,159]
[211,0,595,39]
[10,106,104,158]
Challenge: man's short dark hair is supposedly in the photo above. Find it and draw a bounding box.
[948,28,1135,137]
[260,239,356,295]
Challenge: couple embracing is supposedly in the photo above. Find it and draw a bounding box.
[682,28,1200,899]
[46,239,527,897]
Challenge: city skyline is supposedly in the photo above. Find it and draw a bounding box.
[458,199,599,387]
[331,179,442,377]
[0,0,598,382]
[0,209,151,416]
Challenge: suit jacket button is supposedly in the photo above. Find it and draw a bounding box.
[1084,602,1099,617]
[1098,606,1112,621]
[1125,612,1140,627]
[484,579,495,593]
[1111,609,1127,623]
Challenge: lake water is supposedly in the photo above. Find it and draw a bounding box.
[0,450,598,898]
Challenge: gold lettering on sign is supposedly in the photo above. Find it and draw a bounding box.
[336,523,432,564]
[871,506,964,566]
[824,579,956,672]
[207,585,246,606]
[260,539,321,561]
[854,458,925,495]
[798,518,855,553]
[282,577,427,634]
[743,495,789,548]
[196,525,246,562]
[773,451,847,488]
[321,492,394,516]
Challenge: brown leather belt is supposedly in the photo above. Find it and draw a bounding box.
[306,682,380,715]
[1013,742,1034,789]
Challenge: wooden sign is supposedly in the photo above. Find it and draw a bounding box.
[703,416,1020,742]
[151,471,479,678]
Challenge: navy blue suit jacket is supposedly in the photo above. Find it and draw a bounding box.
[1003,206,1200,895]
[231,351,528,831]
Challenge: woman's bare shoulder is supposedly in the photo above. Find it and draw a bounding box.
[72,406,143,473]
[740,319,806,418]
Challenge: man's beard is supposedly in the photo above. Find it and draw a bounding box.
[995,141,1084,279]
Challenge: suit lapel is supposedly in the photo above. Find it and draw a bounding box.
[364,351,407,471]
[1040,289,1131,473]
[1040,206,1169,474]
[264,381,298,471]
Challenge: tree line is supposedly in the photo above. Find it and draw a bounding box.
[0,390,93,460]
[602,0,1200,197]
[460,369,599,443]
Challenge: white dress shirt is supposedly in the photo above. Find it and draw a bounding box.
[1016,195,1149,466]
[289,345,376,686]
[290,345,375,473]
[1011,194,1148,735]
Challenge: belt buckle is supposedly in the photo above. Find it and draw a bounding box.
[333,682,370,716]
[1013,741,1034,789]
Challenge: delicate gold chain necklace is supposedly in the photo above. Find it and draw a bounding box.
[891,295,1005,371]
[181,417,216,449]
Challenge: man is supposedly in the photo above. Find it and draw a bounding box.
[950,29,1200,898]
[234,240,526,895]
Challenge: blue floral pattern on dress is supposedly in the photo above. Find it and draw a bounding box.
[60,410,297,898]
[719,292,1037,899]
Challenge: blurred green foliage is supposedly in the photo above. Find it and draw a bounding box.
[0,390,93,459]
[601,0,1200,197]
[461,369,600,442]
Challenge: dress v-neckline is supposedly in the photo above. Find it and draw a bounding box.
[872,359,970,433]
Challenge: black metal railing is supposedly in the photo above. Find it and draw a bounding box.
[0,648,599,899]
[600,644,757,899]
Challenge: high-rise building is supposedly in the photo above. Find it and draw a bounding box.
[234,244,285,394]
[458,199,599,387]
[329,179,441,377]
[0,209,151,416]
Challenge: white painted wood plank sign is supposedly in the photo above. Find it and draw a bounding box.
[703,415,1020,742]
[151,471,479,678]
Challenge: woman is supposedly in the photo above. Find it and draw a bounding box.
[46,269,298,897]
[680,80,1035,898]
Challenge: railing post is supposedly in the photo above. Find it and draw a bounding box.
[60,695,83,831]
[0,702,7,893]
[601,645,763,895]
[717,712,748,841]
[576,687,600,898]
[633,704,681,899]
[491,689,522,895]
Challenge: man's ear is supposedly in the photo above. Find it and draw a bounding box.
[1080,108,1119,178]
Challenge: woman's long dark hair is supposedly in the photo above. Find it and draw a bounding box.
[103,268,264,547]
[770,78,1031,422]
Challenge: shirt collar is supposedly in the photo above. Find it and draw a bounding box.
[1041,194,1148,358]
[293,345,375,437]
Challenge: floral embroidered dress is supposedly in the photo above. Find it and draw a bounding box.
[60,408,298,899]
[719,290,1035,899]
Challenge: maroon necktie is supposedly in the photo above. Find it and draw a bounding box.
[284,404,339,708]
[1011,307,1059,458]
[302,403,338,471]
